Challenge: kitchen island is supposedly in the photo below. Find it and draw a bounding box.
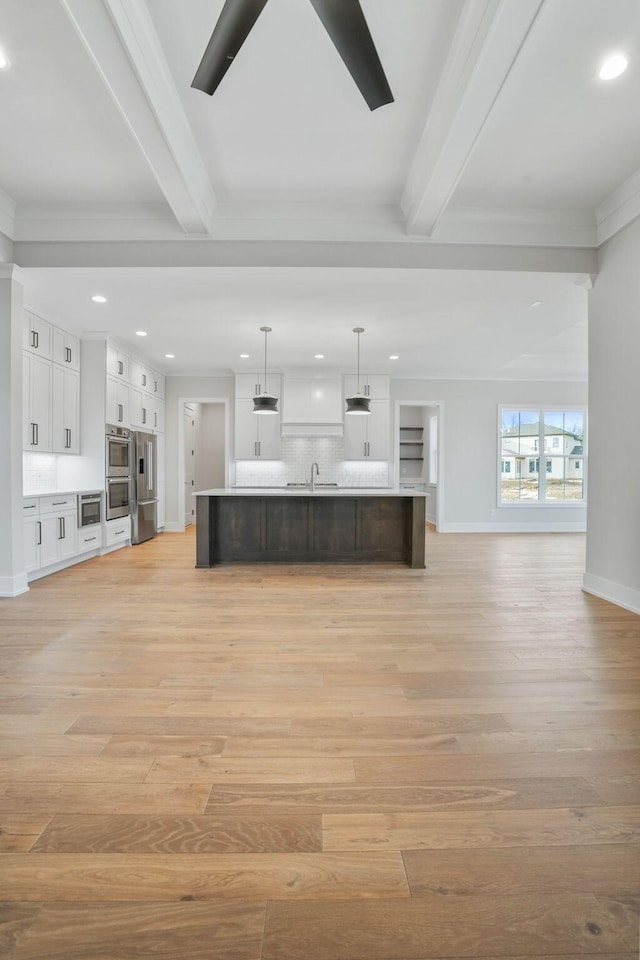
[195,488,426,568]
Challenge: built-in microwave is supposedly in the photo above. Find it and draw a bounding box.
[106,424,131,477]
[78,491,102,528]
[106,477,131,521]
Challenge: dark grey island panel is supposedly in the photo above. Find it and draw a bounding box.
[196,492,425,568]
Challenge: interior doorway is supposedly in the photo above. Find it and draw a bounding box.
[183,405,196,527]
[395,401,444,531]
[178,399,229,531]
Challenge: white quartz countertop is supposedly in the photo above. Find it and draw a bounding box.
[194,488,426,498]
[23,489,103,499]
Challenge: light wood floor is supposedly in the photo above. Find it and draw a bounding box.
[1,526,639,959]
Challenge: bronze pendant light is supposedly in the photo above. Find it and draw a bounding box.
[253,325,279,414]
[345,326,371,414]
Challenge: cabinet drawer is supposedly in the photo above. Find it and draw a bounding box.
[23,498,40,516]
[40,495,77,515]
[105,517,131,546]
[77,527,103,554]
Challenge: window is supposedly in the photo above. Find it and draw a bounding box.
[500,408,585,503]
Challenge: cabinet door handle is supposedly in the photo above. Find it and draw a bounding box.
[118,403,123,423]
[66,346,71,363]
[142,408,146,424]
[153,381,157,393]
[118,360,123,375]
[254,440,258,457]
[85,536,97,543]
[58,517,63,540]
[154,412,158,428]
[24,504,36,510]
[65,428,71,449]
[52,501,67,506]
[142,373,146,386]
[37,521,42,545]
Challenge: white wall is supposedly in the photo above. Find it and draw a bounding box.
[164,376,234,527]
[194,403,226,492]
[392,379,588,532]
[584,216,640,613]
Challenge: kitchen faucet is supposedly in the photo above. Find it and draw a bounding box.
[309,462,319,491]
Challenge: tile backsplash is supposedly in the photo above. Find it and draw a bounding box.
[235,437,390,487]
[23,453,58,494]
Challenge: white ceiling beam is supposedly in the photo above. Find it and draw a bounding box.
[596,166,640,246]
[0,185,17,241]
[401,0,545,237]
[59,0,217,235]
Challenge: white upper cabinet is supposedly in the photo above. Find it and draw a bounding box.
[131,358,151,392]
[282,377,342,423]
[23,312,53,359]
[150,369,165,399]
[106,375,130,427]
[343,374,389,399]
[235,398,281,460]
[52,366,80,454]
[106,343,130,380]
[235,372,281,398]
[23,353,52,452]
[53,328,80,371]
[343,400,389,460]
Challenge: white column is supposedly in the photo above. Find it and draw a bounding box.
[584,216,640,614]
[0,265,27,596]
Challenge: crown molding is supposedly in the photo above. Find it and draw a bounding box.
[402,0,546,237]
[59,0,217,235]
[433,205,596,247]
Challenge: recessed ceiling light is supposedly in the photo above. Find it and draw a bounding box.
[530,301,543,307]
[136,330,147,337]
[389,355,399,360]
[165,353,175,359]
[0,47,11,70]
[314,354,325,359]
[91,294,107,303]
[240,353,250,359]
[599,53,628,80]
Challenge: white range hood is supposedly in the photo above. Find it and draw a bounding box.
[280,373,343,437]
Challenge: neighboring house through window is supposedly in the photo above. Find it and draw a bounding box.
[499,408,586,503]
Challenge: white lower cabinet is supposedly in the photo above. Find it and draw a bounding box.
[77,526,103,554]
[23,496,78,575]
[105,516,131,547]
[343,400,389,460]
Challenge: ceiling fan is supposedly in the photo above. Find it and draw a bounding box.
[191,0,394,111]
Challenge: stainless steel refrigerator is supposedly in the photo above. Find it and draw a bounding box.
[131,431,157,545]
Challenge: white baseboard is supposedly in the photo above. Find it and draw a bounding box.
[440,521,587,533]
[582,572,640,616]
[0,572,29,597]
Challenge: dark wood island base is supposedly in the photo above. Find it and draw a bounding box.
[195,492,426,569]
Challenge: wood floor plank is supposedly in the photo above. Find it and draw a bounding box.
[145,756,356,783]
[66,716,291,736]
[0,735,111,757]
[322,806,640,851]
[31,814,322,853]
[100,735,226,757]
[354,751,640,783]
[262,895,632,958]
[289,714,509,737]
[0,852,409,902]
[0,904,42,960]
[0,758,152,783]
[402,844,640,898]
[0,815,52,853]
[222,734,462,757]
[204,777,606,815]
[10,902,265,960]
[0,783,211,815]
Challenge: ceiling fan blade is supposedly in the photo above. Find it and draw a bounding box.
[192,0,270,96]
[307,0,393,111]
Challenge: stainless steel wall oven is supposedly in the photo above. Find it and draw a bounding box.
[106,424,132,477]
[105,477,131,521]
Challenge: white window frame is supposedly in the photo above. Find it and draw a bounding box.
[497,405,587,507]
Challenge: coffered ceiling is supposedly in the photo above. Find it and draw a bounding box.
[1,0,638,378]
